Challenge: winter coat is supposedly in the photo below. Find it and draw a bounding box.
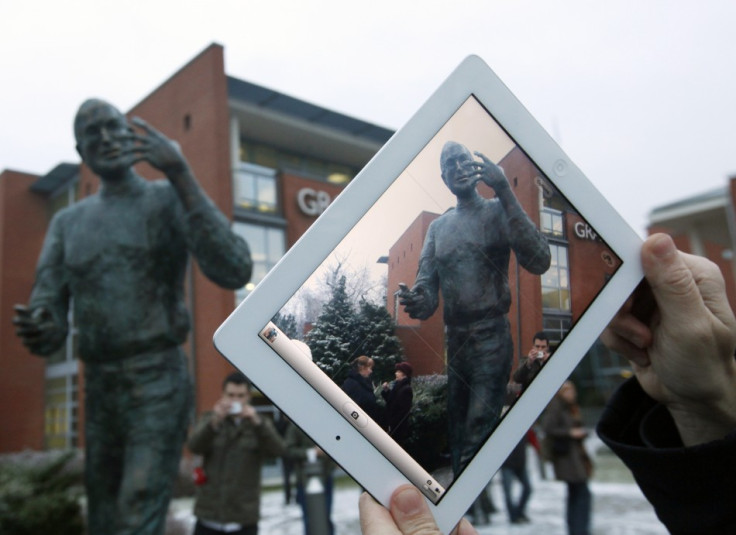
[188,411,286,526]
[541,396,592,484]
[381,377,413,445]
[342,369,382,422]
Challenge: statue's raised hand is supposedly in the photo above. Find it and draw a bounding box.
[129,117,189,176]
[473,151,509,193]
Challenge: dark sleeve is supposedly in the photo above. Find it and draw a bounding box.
[184,200,253,289]
[512,358,532,384]
[187,412,217,455]
[395,385,413,416]
[256,417,286,458]
[497,193,551,275]
[597,378,736,534]
[541,399,568,439]
[342,378,357,400]
[410,222,440,320]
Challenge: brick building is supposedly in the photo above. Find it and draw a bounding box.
[0,43,391,453]
[647,178,736,310]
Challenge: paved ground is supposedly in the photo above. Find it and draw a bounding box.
[170,448,668,534]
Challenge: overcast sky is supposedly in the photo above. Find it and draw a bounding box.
[2,0,735,236]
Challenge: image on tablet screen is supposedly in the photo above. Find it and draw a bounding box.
[260,95,622,495]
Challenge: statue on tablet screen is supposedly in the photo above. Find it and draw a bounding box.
[399,141,550,476]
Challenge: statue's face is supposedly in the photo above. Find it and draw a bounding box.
[441,144,477,196]
[75,103,134,178]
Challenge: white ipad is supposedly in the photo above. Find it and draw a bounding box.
[214,55,643,533]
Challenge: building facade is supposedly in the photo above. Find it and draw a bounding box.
[0,43,391,453]
[647,179,736,309]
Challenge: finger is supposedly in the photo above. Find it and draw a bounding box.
[389,485,441,535]
[606,299,653,350]
[359,492,401,535]
[451,518,479,535]
[600,326,651,368]
[473,151,490,164]
[641,234,709,324]
[130,116,157,134]
[680,251,736,330]
[13,304,31,315]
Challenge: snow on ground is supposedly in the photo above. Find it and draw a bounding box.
[170,448,668,535]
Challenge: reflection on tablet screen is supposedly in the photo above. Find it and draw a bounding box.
[260,96,622,498]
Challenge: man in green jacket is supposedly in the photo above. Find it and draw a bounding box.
[188,372,285,535]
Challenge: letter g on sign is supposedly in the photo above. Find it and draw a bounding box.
[297,188,331,216]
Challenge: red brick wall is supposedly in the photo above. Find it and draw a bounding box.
[565,213,622,323]
[388,212,445,375]
[0,170,52,451]
[280,173,345,248]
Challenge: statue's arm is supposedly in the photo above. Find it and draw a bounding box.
[474,152,550,275]
[131,117,253,289]
[181,196,253,290]
[493,185,550,275]
[17,214,69,356]
[401,224,440,320]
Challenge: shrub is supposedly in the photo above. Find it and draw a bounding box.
[0,451,84,535]
[403,374,449,472]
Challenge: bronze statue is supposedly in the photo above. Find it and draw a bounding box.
[399,141,550,476]
[14,99,252,535]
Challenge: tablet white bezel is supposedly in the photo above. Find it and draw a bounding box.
[213,55,643,533]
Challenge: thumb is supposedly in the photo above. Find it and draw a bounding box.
[641,234,704,322]
[389,486,442,535]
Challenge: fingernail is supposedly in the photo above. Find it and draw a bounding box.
[648,234,676,261]
[393,486,424,516]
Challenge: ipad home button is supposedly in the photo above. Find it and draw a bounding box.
[342,402,368,428]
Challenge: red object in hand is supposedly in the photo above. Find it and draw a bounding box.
[192,466,207,486]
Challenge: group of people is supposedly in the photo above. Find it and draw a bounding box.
[341,355,415,448]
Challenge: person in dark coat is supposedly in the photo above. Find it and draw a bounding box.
[542,381,593,535]
[341,356,381,422]
[381,362,414,446]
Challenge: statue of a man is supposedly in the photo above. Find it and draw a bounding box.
[13,99,252,535]
[399,141,550,476]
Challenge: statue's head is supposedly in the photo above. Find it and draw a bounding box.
[74,99,133,179]
[440,141,476,196]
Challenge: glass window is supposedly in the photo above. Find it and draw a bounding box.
[232,222,286,303]
[542,314,572,348]
[540,207,564,238]
[234,163,278,214]
[44,369,79,450]
[239,140,357,184]
[542,244,571,311]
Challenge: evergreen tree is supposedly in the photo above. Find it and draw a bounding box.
[272,311,299,340]
[307,275,359,383]
[353,299,404,384]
